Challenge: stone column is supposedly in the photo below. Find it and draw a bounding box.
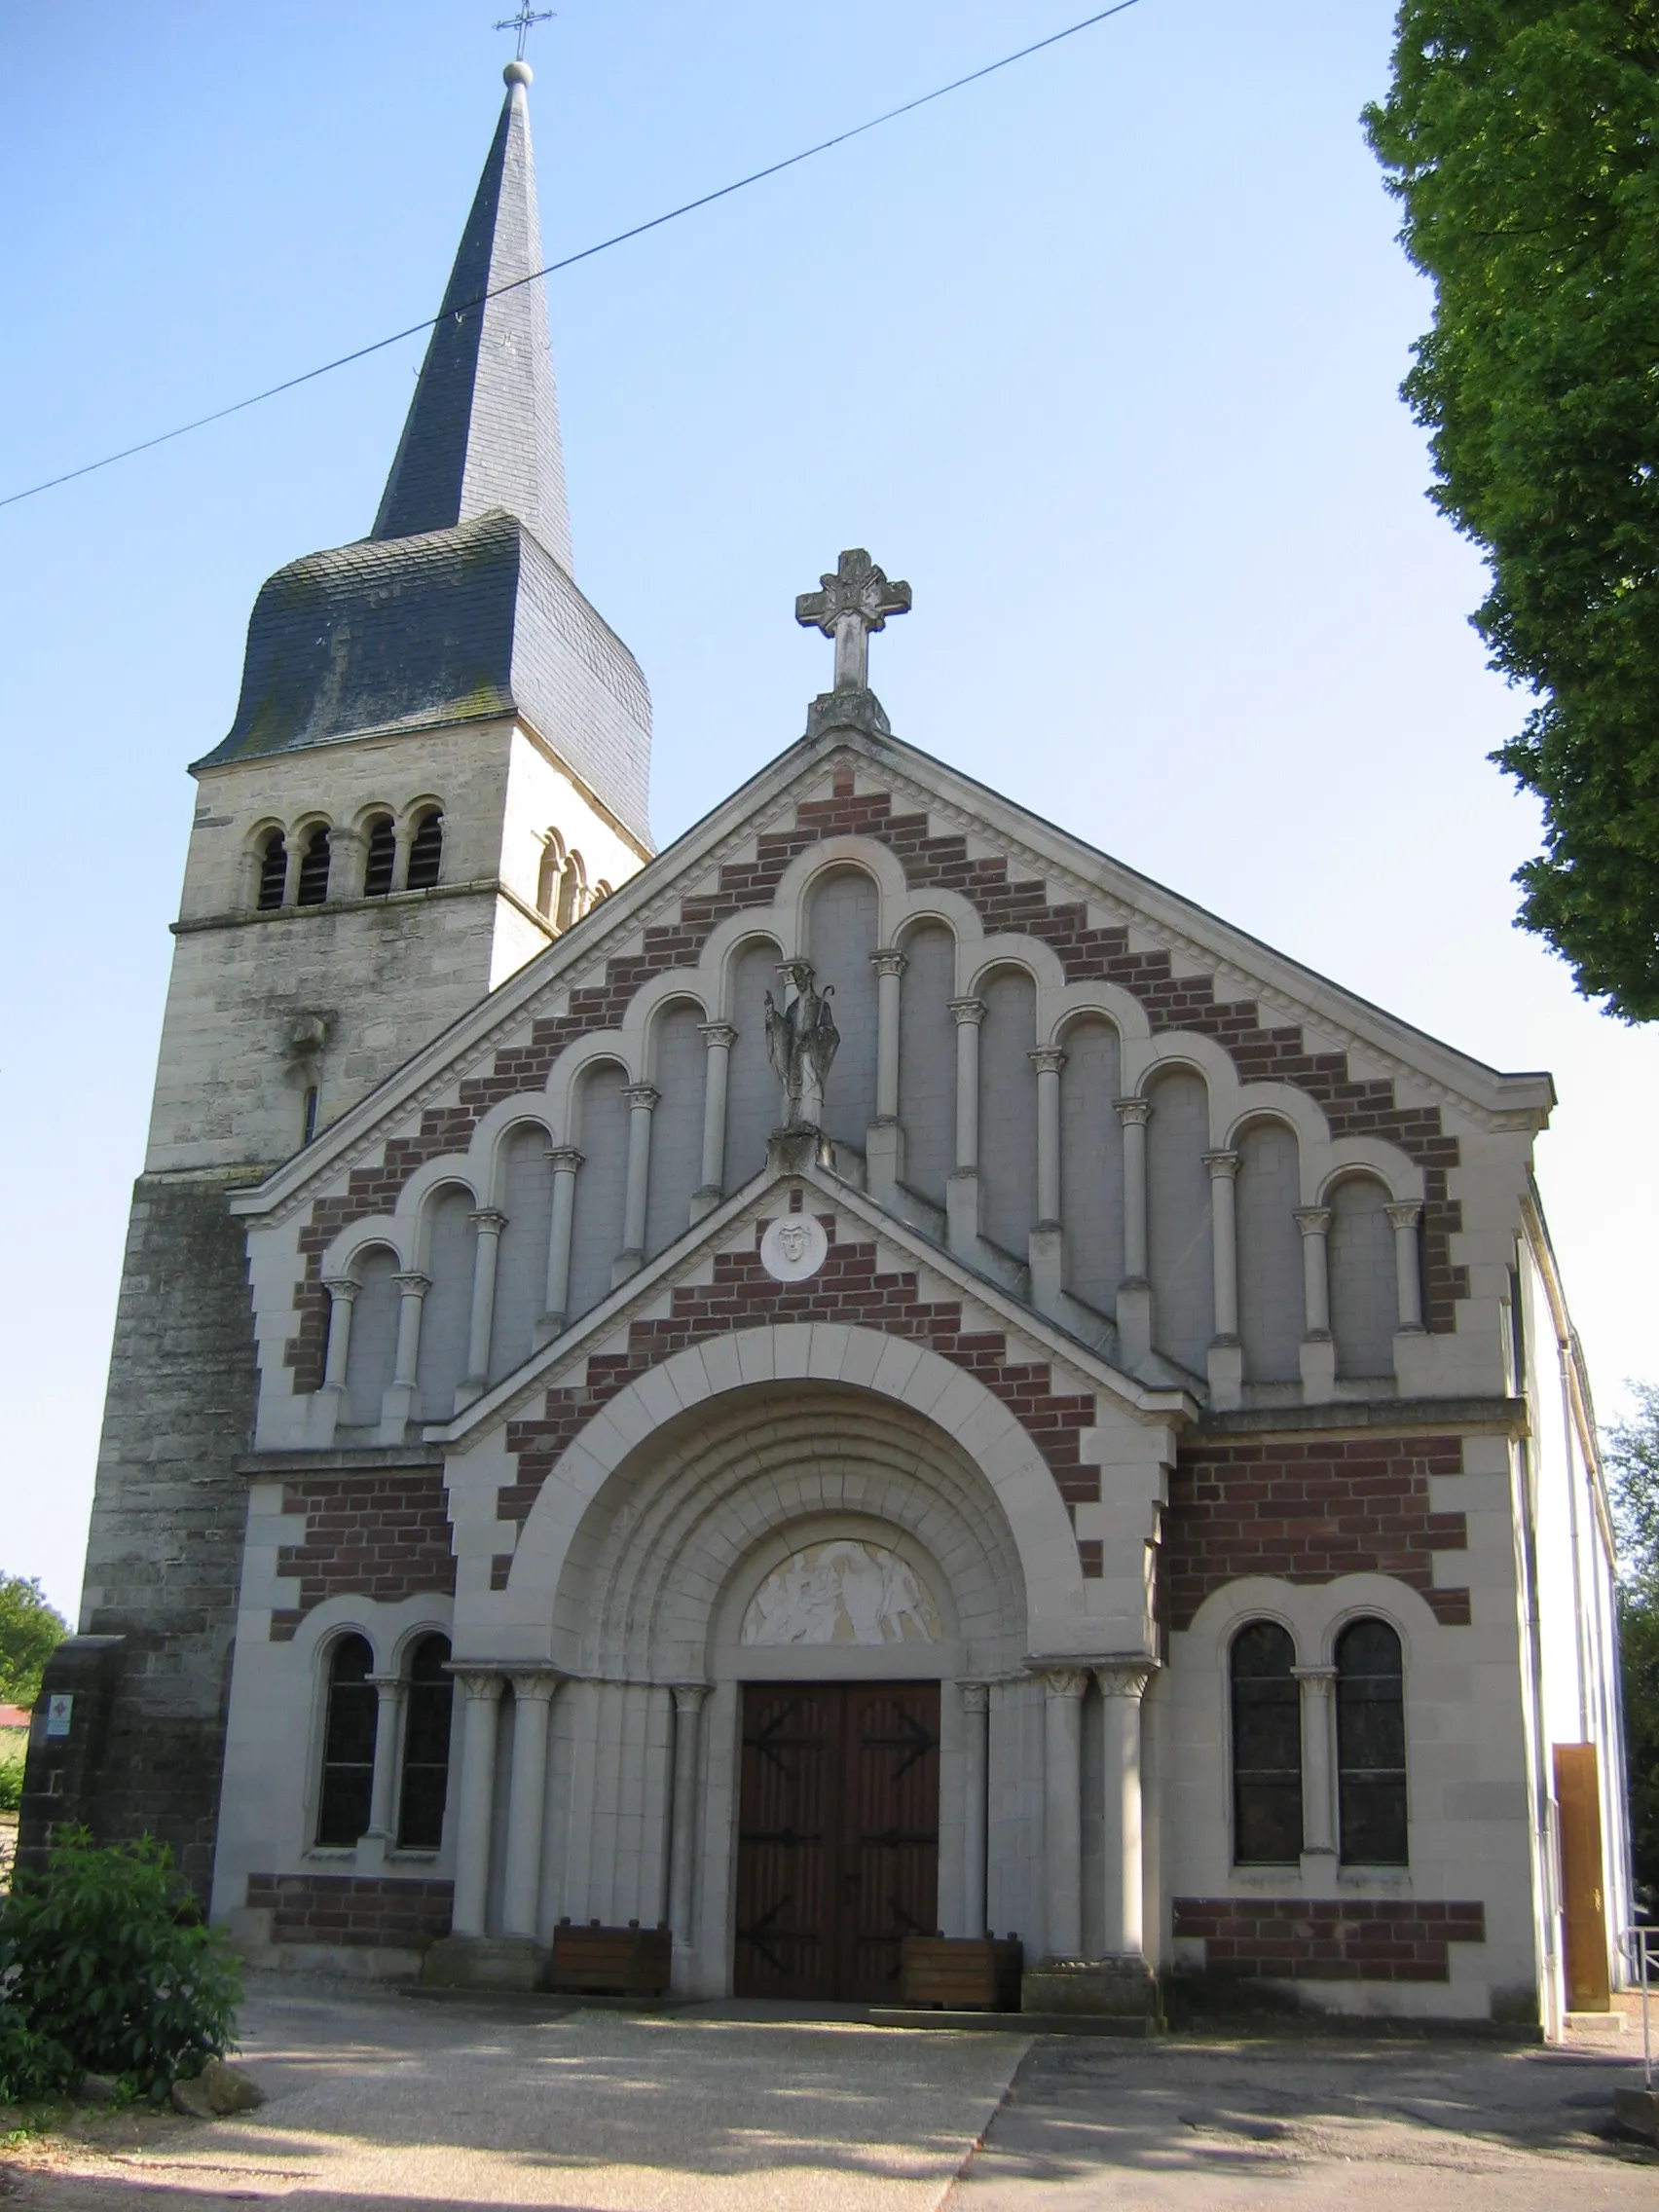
[961,1681,991,1938]
[1039,1668,1088,1960]
[281,834,304,906]
[616,1084,659,1279]
[871,949,906,1120]
[1387,1200,1425,1333]
[329,825,365,901]
[321,1277,359,1392]
[1096,1660,1154,1958]
[1031,1049,1066,1227]
[539,1147,582,1341]
[459,1208,507,1406]
[693,1025,736,1219]
[668,1683,710,1949]
[1204,1150,1242,1408]
[391,818,415,894]
[1295,1665,1338,1861]
[501,1673,560,1941]
[363,1674,408,1854]
[1115,1097,1152,1368]
[1294,1205,1335,1400]
[378,1271,430,1439]
[950,998,985,1171]
[449,1671,505,1939]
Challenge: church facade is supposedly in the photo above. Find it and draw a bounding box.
[28,62,1630,2037]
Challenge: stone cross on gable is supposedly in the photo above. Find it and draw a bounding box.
[795,550,912,693]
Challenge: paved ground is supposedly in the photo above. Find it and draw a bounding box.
[1,1975,1653,2212]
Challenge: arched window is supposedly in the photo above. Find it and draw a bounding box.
[555,850,585,931]
[363,815,396,898]
[1328,1176,1396,1379]
[407,809,444,890]
[536,840,560,919]
[315,1634,377,1847]
[397,1634,454,1849]
[256,830,287,911]
[296,826,332,905]
[1337,1618,1408,1863]
[1231,1621,1302,1863]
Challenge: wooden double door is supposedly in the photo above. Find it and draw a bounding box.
[734,1681,940,2002]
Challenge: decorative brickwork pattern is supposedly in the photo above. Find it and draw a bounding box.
[1172,1896,1485,1982]
[246,1871,453,1948]
[499,1225,1102,1554]
[268,1471,456,1640]
[1163,1436,1470,1630]
[286,781,1466,1390]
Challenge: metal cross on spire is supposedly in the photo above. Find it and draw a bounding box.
[494,2,554,60]
[795,549,912,693]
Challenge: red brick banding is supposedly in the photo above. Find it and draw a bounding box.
[1172,1896,1485,1982]
[268,1470,456,1640]
[1162,1436,1470,1630]
[287,782,1464,1389]
[498,1225,1102,1566]
[246,1871,453,1948]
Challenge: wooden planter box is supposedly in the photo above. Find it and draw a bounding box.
[550,1919,672,1998]
[900,1936,1023,2011]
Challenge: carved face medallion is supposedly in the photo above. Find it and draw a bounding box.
[758,1212,829,1283]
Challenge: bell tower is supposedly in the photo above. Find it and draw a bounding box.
[58,59,653,1887]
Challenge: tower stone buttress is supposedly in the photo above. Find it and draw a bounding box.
[51,62,651,1890]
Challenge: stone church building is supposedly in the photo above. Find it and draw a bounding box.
[27,61,1631,2036]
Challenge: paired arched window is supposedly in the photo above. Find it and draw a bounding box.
[1230,1622,1302,1863]
[1229,1614,1408,1867]
[257,830,287,911]
[363,815,396,898]
[313,1630,456,1852]
[296,826,332,905]
[407,809,444,890]
[1336,1618,1408,1863]
[555,849,585,931]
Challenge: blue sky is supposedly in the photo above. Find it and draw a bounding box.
[3,0,1652,1619]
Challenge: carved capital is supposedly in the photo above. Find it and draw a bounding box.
[548,1146,584,1174]
[509,1671,561,1705]
[367,1674,408,1703]
[959,1680,991,1715]
[1094,1658,1156,1701]
[1035,1666,1089,1700]
[449,1669,506,1703]
[468,1208,508,1236]
[392,1272,431,1299]
[949,996,986,1028]
[870,946,907,980]
[697,1022,738,1051]
[623,1084,661,1113]
[1294,1666,1338,1692]
[1029,1047,1068,1077]
[1114,1095,1151,1128]
[1385,1200,1423,1232]
[1294,1206,1331,1239]
[1202,1149,1241,1181]
[321,1276,360,1306]
[672,1682,712,1716]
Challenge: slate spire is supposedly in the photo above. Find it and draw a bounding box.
[372,60,572,568]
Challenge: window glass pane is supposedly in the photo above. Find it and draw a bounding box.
[316,1634,377,1847]
[397,1635,454,1850]
[1337,1618,1407,1863]
[1231,1621,1302,1862]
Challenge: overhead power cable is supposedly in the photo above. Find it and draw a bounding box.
[1,2,1143,514]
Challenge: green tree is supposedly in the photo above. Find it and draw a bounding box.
[0,1576,67,1710]
[1365,5,1659,1020]
[1603,1383,1659,1896]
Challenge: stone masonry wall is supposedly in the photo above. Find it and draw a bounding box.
[269,1470,457,1640]
[1162,1435,1471,1629]
[285,772,1466,1391]
[1172,1897,1487,1982]
[49,1173,264,1895]
[245,1871,453,1948]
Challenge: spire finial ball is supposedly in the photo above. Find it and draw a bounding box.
[503,58,534,87]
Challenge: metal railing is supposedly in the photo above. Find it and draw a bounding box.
[1619,1925,1655,2089]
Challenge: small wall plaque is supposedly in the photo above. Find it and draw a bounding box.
[45,1693,73,1739]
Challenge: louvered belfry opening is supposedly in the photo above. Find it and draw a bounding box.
[363,815,397,897]
[257,830,287,910]
[407,809,444,889]
[296,826,332,905]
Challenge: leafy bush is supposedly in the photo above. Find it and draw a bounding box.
[0,1734,25,1817]
[0,1829,240,2103]
[0,1577,66,1711]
